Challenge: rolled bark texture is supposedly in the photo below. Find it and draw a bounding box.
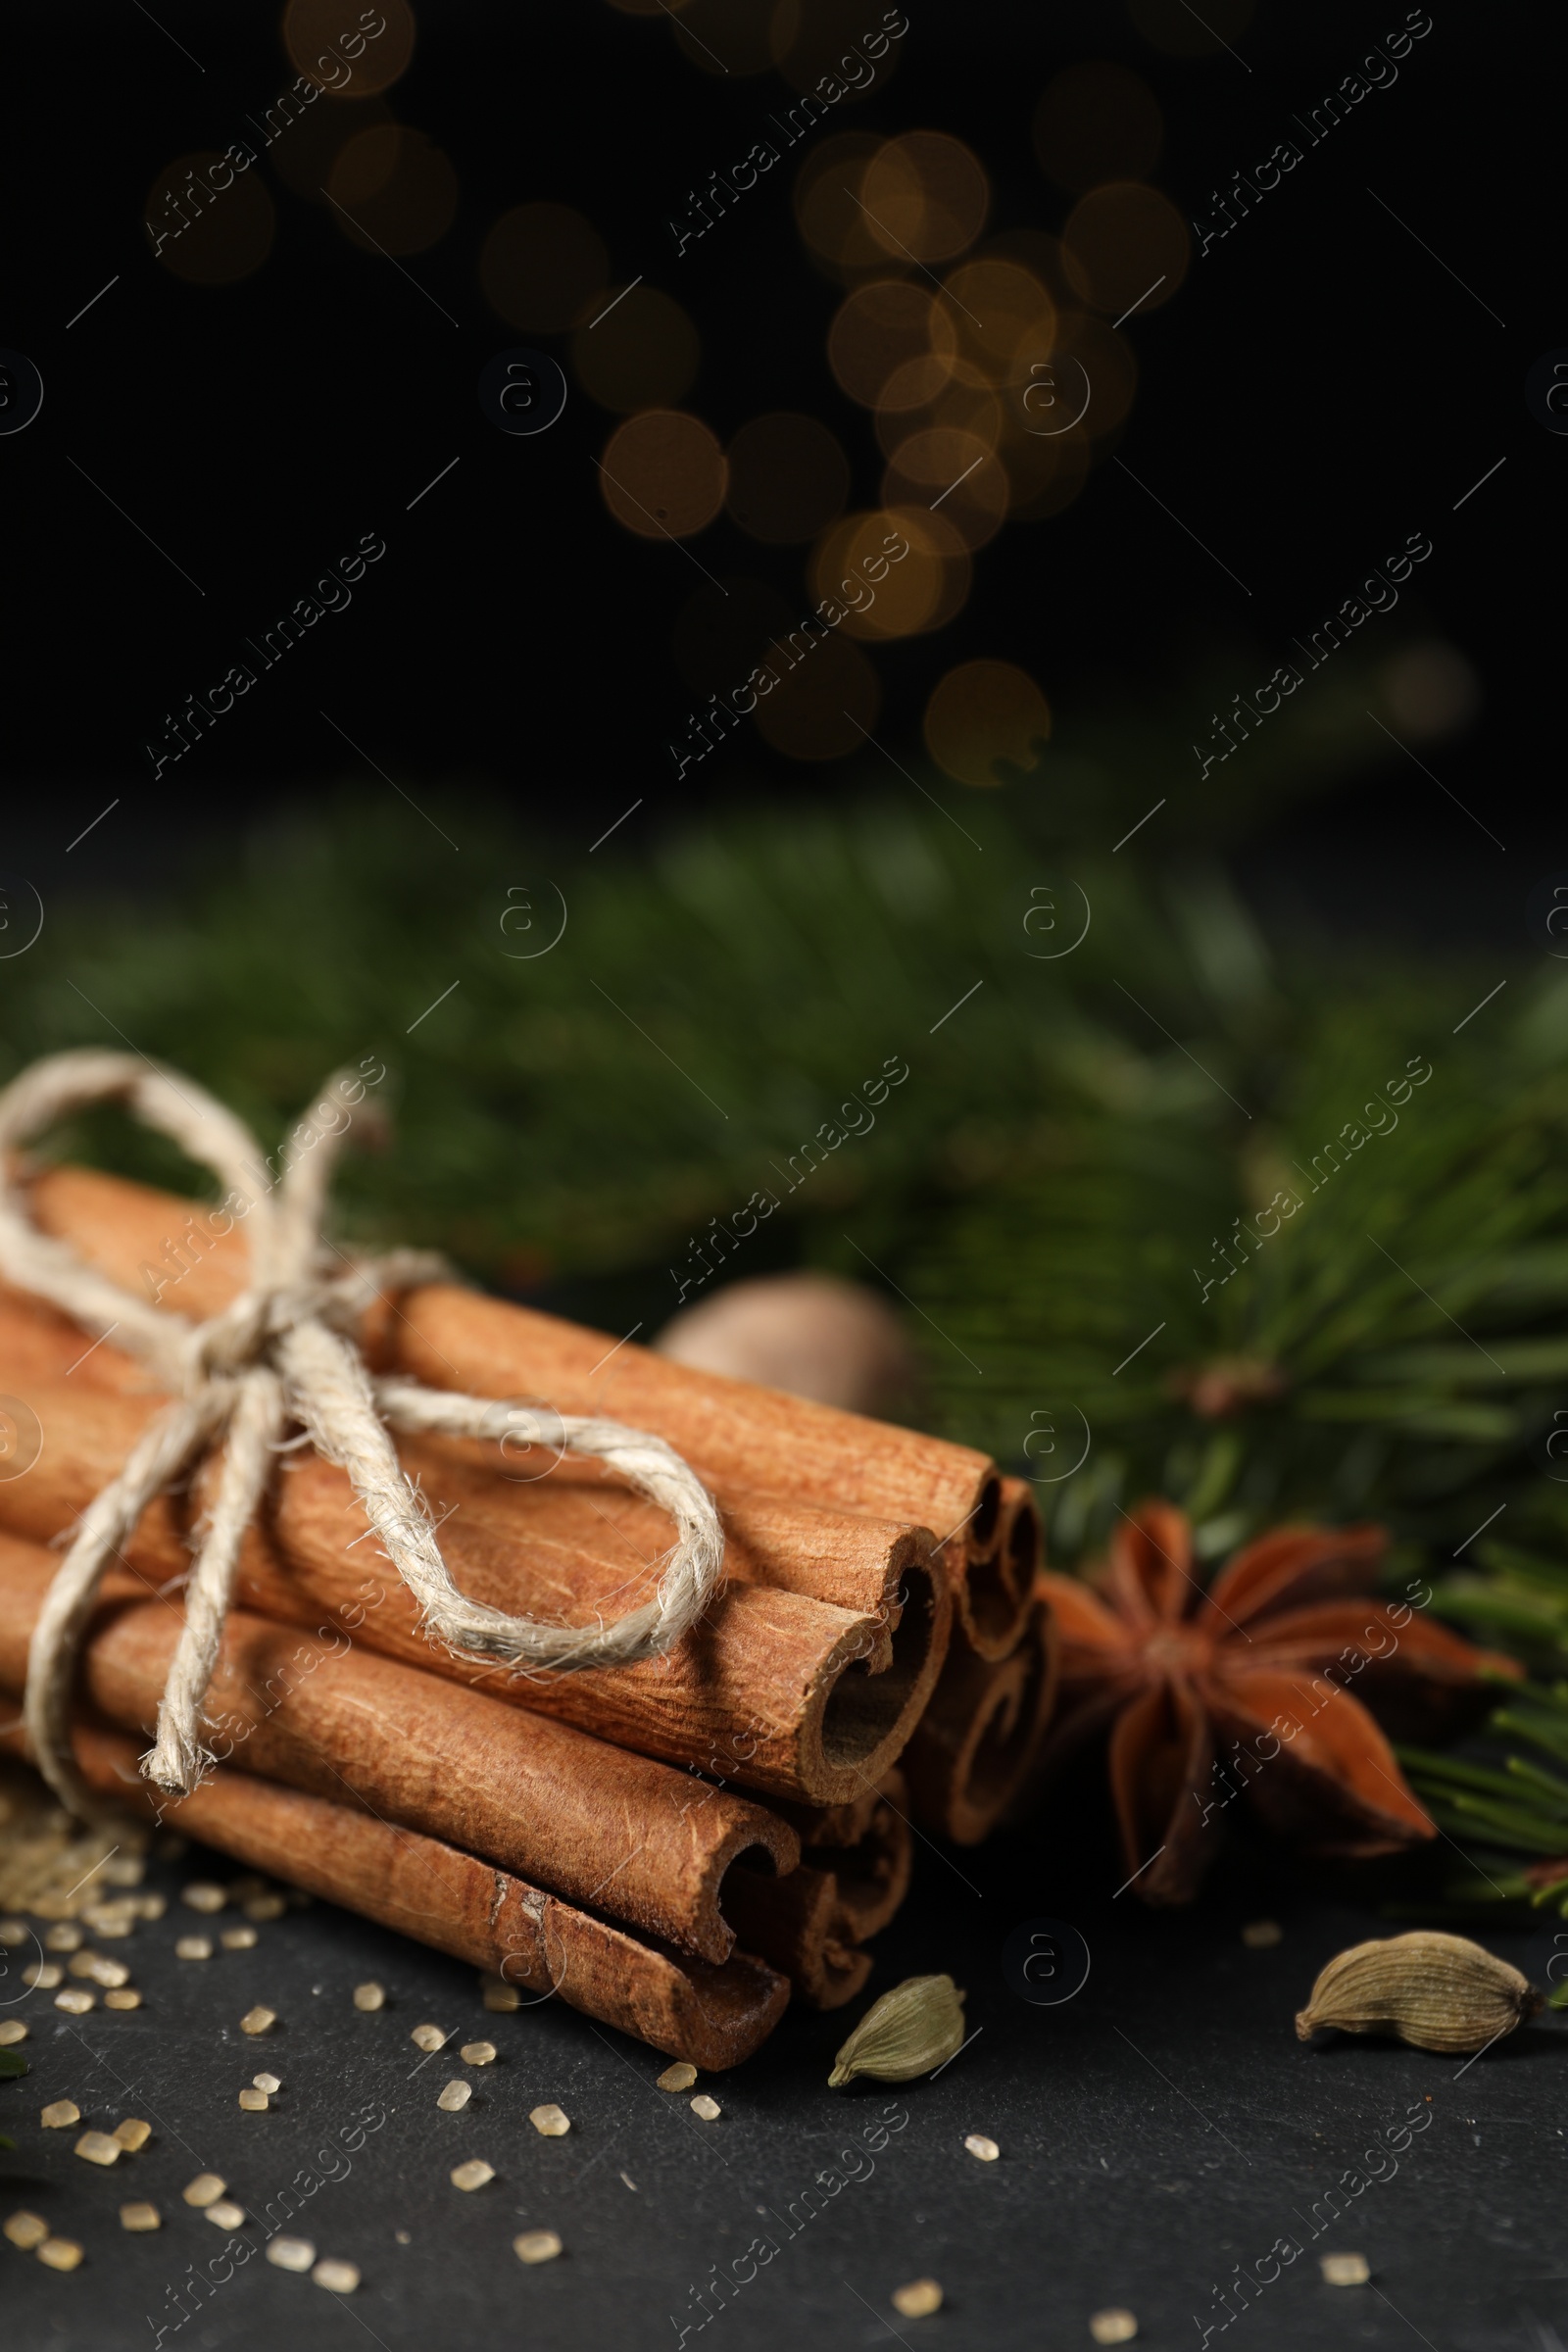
[23,1160,1001,1577]
[903,1600,1059,1844]
[0,1530,797,1963]
[0,1714,789,2070]
[0,1361,941,1807]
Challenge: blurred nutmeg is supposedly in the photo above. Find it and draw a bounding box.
[656,1273,918,1416]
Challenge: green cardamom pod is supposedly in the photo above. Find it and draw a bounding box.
[1295,1932,1542,2055]
[828,1974,966,2086]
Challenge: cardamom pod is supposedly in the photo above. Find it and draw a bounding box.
[828,1974,965,2086]
[1295,1932,1542,2055]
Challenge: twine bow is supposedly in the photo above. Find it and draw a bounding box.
[0,1050,725,1821]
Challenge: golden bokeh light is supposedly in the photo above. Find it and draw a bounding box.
[858,131,989,265]
[752,632,881,760]
[599,412,727,539]
[327,125,457,255]
[1129,0,1254,56]
[283,0,416,95]
[480,204,609,331]
[725,413,849,543]
[811,508,970,642]
[894,505,971,636]
[923,661,1052,787]
[941,258,1057,391]
[145,152,275,285]
[1032,63,1162,193]
[881,428,1007,552]
[571,286,699,411]
[770,0,907,98]
[875,377,1002,462]
[1061,182,1189,315]
[828,278,956,409]
[793,133,895,277]
[266,93,393,203]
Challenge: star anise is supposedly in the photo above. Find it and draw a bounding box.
[1037,1499,1519,1904]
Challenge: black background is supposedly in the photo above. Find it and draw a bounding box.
[2,0,1555,933]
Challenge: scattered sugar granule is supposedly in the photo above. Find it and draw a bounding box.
[436,2081,470,2113]
[220,1926,258,1952]
[690,2095,721,2123]
[514,2230,563,2266]
[103,1987,142,2011]
[450,2160,494,2191]
[353,1982,385,2012]
[206,2200,246,2230]
[1090,2314,1139,2345]
[964,2133,1000,2162]
[120,2201,161,2232]
[893,2279,943,2318]
[74,2131,121,2167]
[182,1884,226,1914]
[410,2024,446,2052]
[530,2104,570,2137]
[238,2088,270,2112]
[56,1987,96,2015]
[267,2235,316,2272]
[114,2119,152,2152]
[44,1923,82,1952]
[182,2174,226,2208]
[37,2236,84,2272]
[657,2063,696,2092]
[174,1936,213,1962]
[314,2258,361,2292]
[0,2021,25,2046]
[253,2072,281,2095]
[240,2005,276,2035]
[41,2100,80,2130]
[24,1962,62,1990]
[1320,2253,1370,2287]
[460,2041,496,2066]
[4,2211,49,2249]
[481,1976,520,2012]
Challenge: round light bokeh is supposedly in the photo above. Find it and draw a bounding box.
[327,125,458,255]
[145,152,275,285]
[571,287,699,411]
[599,412,727,539]
[923,660,1052,786]
[283,0,416,94]
[1061,181,1189,316]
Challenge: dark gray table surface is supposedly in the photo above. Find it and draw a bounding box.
[3,1791,1561,2352]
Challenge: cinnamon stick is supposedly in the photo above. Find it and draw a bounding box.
[0,1530,796,1963]
[960,1475,1043,1661]
[791,1768,913,1941]
[23,1163,1003,1571]
[720,1858,872,2010]
[902,1602,1059,1844]
[0,1364,939,1806]
[0,1716,789,2070]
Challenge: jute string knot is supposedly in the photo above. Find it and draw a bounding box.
[0,1050,726,1821]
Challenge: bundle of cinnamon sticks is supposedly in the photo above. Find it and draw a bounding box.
[0,1164,1058,2068]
